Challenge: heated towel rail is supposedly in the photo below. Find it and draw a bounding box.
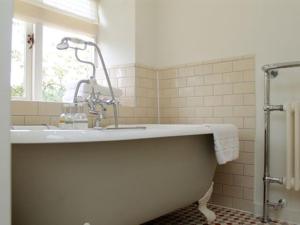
[262,61,300,223]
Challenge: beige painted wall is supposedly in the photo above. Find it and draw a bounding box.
[135,0,157,67]
[99,0,157,68]
[0,0,13,225]
[98,0,136,67]
[100,0,257,68]
[155,0,256,68]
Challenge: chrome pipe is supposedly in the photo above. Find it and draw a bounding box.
[89,41,119,128]
[262,71,271,223]
[262,61,300,72]
[263,105,284,112]
[265,176,284,185]
[74,48,96,79]
[73,79,90,104]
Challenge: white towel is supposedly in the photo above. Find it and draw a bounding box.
[204,124,239,165]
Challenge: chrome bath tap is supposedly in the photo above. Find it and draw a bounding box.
[73,77,111,128]
[56,37,119,128]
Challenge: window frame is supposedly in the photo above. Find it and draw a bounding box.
[25,23,34,101]
[11,18,97,102]
[32,22,43,101]
[11,20,34,101]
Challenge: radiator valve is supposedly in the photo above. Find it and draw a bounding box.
[268,199,287,210]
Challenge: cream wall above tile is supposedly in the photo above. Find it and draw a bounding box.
[156,0,256,68]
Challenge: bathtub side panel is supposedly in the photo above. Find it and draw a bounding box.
[12,135,217,225]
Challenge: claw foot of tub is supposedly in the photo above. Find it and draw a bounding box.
[198,182,216,224]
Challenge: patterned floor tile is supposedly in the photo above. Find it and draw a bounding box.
[142,203,296,225]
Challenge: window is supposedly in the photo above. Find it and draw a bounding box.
[19,0,98,22]
[10,19,95,102]
[43,0,98,22]
[42,26,94,102]
[12,0,99,102]
[11,19,29,99]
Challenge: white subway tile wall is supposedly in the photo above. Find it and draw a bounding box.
[158,56,255,212]
[11,55,255,212]
[11,65,158,127]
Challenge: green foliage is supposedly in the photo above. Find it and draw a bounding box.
[42,61,67,102]
[11,85,24,97]
[42,47,92,102]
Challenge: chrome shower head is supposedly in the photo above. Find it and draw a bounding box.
[56,40,69,50]
[57,37,88,51]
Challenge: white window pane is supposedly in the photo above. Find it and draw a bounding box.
[42,26,94,102]
[11,19,26,98]
[43,0,98,21]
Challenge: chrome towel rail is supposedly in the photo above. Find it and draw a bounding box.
[262,61,300,223]
[263,61,300,72]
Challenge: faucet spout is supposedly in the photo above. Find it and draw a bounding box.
[73,79,90,104]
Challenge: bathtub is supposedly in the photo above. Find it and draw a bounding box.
[11,124,217,225]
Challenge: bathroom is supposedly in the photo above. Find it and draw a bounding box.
[1,0,300,224]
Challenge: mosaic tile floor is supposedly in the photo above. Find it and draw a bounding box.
[143,203,296,225]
